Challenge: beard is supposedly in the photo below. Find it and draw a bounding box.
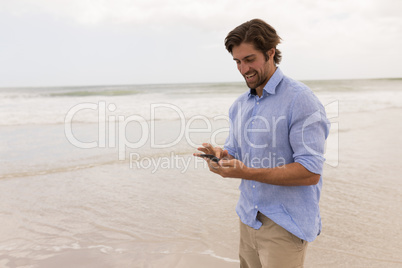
[245,72,268,90]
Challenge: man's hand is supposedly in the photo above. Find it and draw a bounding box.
[193,143,230,159]
[194,143,247,179]
[214,159,248,178]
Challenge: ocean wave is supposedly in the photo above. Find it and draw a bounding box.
[1,81,402,126]
[0,93,234,126]
[48,89,143,97]
[0,82,245,99]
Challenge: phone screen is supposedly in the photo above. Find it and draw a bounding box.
[199,154,220,163]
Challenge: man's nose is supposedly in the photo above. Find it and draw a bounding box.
[239,63,250,75]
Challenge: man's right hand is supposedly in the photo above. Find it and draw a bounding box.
[193,143,231,160]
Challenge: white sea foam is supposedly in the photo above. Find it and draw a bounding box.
[1,79,401,126]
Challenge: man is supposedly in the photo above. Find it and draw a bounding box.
[195,19,330,267]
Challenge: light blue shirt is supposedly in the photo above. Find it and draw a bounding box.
[224,67,330,242]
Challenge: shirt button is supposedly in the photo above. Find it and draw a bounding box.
[253,185,256,188]
[257,102,259,105]
[255,205,258,209]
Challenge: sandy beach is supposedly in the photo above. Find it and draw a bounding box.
[1,80,402,267]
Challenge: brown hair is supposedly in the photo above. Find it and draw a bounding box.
[224,19,282,64]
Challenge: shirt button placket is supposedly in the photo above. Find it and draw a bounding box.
[252,97,260,213]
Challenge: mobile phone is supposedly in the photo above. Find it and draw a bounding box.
[199,154,220,163]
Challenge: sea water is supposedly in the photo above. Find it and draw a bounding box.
[0,79,402,267]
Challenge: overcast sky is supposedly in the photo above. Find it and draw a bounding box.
[1,0,401,87]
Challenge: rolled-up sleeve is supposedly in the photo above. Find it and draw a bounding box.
[288,90,330,175]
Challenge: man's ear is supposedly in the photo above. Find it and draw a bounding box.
[267,48,276,60]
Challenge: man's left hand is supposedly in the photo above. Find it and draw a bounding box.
[211,159,249,179]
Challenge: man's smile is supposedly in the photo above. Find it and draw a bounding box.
[245,73,257,80]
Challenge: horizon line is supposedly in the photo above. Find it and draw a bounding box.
[1,76,402,89]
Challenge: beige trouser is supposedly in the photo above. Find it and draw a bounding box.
[239,212,308,268]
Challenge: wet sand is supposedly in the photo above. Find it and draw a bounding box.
[1,106,402,267]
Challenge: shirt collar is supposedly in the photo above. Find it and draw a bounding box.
[248,67,284,97]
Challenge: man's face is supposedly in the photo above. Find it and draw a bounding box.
[232,42,274,92]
